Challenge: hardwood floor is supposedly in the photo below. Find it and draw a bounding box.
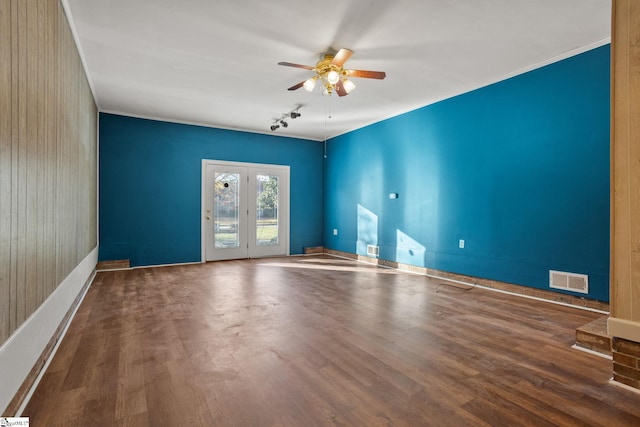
[23,255,640,426]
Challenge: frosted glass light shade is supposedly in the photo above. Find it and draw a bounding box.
[303,77,316,92]
[343,79,356,93]
[327,70,340,85]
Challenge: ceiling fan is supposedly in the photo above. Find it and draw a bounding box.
[278,48,386,96]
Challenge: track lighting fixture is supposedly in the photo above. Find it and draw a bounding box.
[269,107,303,132]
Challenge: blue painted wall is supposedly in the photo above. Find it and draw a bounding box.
[323,45,610,302]
[99,114,323,266]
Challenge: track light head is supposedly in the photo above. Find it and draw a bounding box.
[290,111,301,119]
[270,124,279,131]
[280,120,288,128]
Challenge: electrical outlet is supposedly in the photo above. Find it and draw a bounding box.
[459,239,465,249]
[333,229,338,236]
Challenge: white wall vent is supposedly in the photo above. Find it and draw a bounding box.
[367,245,379,257]
[549,270,588,294]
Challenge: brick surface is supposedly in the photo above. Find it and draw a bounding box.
[611,337,640,391]
[613,372,640,389]
[613,351,638,368]
[576,331,611,355]
[614,362,640,381]
[613,337,640,358]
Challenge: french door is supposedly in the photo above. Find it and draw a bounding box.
[202,160,290,261]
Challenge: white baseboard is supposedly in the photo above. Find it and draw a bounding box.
[0,246,98,415]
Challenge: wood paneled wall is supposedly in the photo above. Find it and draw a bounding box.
[609,0,640,341]
[0,0,97,346]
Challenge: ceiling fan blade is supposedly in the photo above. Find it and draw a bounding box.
[335,80,348,97]
[278,61,315,70]
[344,69,386,79]
[331,48,354,67]
[287,81,305,91]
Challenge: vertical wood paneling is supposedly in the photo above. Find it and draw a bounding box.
[54,1,62,286]
[17,0,27,328]
[25,0,38,316]
[57,7,66,282]
[610,0,640,325]
[10,0,22,334]
[0,0,12,342]
[0,0,97,345]
[610,0,627,319]
[35,0,45,307]
[629,0,640,321]
[44,0,55,299]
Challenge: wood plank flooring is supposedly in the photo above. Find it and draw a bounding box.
[23,255,640,426]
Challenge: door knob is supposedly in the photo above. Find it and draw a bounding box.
[206,216,211,220]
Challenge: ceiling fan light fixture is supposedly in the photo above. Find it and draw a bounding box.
[303,77,317,92]
[327,70,340,85]
[279,48,386,97]
[343,79,356,93]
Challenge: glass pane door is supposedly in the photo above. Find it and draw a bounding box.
[203,161,289,261]
[204,164,247,261]
[248,168,288,258]
[214,172,240,248]
[256,174,279,247]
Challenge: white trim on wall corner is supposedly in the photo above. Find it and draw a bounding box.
[0,247,98,415]
[96,109,100,247]
[59,0,99,106]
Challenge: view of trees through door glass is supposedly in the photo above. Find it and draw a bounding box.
[214,172,240,248]
[256,174,279,246]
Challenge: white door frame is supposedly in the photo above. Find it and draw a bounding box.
[201,159,290,262]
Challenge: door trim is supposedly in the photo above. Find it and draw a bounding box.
[201,159,290,262]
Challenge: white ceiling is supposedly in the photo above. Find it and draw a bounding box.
[63,0,611,141]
